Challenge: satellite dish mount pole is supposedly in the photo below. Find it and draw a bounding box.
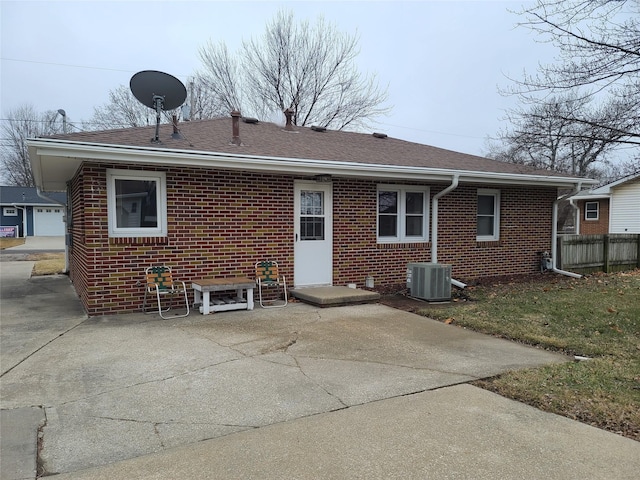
[152,95,164,143]
[130,71,187,143]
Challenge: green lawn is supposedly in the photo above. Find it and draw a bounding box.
[417,270,640,441]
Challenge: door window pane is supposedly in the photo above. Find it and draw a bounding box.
[300,217,325,240]
[301,191,324,215]
[300,190,325,240]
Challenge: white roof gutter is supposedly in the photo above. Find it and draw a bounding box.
[27,138,597,190]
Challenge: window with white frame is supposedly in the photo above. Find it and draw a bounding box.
[477,189,500,241]
[3,207,18,216]
[106,169,167,237]
[377,185,429,243]
[585,201,599,220]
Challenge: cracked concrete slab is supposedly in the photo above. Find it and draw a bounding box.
[0,407,45,480]
[9,264,622,479]
[3,301,568,476]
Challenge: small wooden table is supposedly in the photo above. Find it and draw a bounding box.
[192,277,256,315]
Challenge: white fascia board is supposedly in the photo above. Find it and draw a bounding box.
[27,138,597,188]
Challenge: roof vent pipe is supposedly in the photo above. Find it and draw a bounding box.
[283,108,295,131]
[431,175,466,289]
[230,110,241,145]
[171,115,183,139]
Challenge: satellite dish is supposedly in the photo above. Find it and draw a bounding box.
[130,70,187,142]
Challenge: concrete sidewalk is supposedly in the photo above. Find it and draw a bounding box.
[1,236,65,252]
[1,261,639,479]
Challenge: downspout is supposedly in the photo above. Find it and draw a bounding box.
[552,183,582,278]
[11,204,27,238]
[431,175,466,288]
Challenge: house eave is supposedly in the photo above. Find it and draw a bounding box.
[27,138,597,191]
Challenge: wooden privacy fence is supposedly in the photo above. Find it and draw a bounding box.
[557,234,640,274]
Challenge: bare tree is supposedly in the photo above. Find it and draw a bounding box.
[1,104,67,186]
[196,10,390,130]
[86,76,226,131]
[196,42,244,116]
[487,93,635,231]
[506,0,640,144]
[87,85,155,130]
[489,94,628,178]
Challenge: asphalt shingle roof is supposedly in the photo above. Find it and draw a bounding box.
[0,186,66,205]
[48,117,564,178]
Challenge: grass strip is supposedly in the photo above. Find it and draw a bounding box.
[419,270,640,441]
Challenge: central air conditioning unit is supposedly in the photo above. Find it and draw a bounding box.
[406,263,452,301]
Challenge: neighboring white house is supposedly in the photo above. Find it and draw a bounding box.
[570,173,640,235]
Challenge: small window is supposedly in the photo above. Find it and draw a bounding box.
[107,169,167,237]
[377,185,429,243]
[3,207,17,216]
[585,201,599,221]
[477,189,500,241]
[299,190,325,241]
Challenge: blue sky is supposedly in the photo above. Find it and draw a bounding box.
[1,0,554,156]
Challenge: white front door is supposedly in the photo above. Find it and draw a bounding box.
[294,181,333,287]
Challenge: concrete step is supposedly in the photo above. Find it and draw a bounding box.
[290,286,380,307]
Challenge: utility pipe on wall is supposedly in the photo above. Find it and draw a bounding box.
[431,175,458,263]
[430,175,466,288]
[11,204,27,238]
[552,183,583,278]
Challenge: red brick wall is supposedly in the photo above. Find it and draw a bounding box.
[69,163,558,315]
[577,199,609,234]
[332,180,555,289]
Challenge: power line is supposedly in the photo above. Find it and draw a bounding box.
[1,57,193,80]
[378,121,487,140]
[1,57,137,74]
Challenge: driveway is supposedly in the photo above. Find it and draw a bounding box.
[1,260,639,479]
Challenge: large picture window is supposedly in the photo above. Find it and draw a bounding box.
[477,189,500,241]
[107,169,167,237]
[377,185,429,243]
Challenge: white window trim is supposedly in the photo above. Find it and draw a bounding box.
[106,169,167,237]
[476,188,500,242]
[3,207,18,216]
[377,185,430,243]
[585,201,599,221]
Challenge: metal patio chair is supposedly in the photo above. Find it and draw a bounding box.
[255,260,288,308]
[143,265,190,319]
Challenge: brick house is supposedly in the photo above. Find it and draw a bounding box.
[27,113,595,316]
[570,173,640,235]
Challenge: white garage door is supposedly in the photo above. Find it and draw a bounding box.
[34,207,65,236]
